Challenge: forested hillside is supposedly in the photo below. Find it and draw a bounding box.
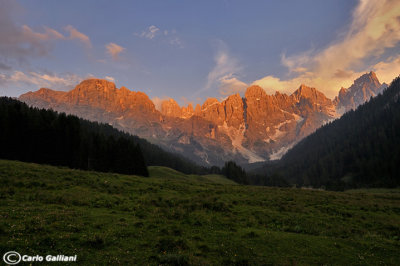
[0,98,208,176]
[252,76,400,190]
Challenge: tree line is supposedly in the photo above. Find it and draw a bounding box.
[0,97,215,176]
[0,97,148,176]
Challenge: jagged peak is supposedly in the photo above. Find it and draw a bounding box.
[37,87,54,94]
[167,98,179,104]
[293,84,317,97]
[339,87,348,94]
[225,93,241,101]
[202,97,220,108]
[119,86,130,93]
[369,70,377,78]
[161,98,180,107]
[185,103,194,111]
[134,91,152,99]
[353,71,380,85]
[194,103,201,113]
[33,87,66,97]
[244,85,266,98]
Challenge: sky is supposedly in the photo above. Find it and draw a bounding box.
[0,0,399,107]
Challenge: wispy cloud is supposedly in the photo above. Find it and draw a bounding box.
[151,96,170,111]
[0,0,91,67]
[105,76,115,82]
[64,25,92,48]
[0,62,12,70]
[371,55,400,84]
[106,43,125,61]
[137,25,160,40]
[134,25,184,48]
[204,41,247,95]
[253,0,400,98]
[0,70,83,91]
[21,25,65,41]
[169,37,184,48]
[219,77,249,96]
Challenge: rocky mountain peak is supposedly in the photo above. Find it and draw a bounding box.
[292,84,331,106]
[35,87,62,98]
[223,93,244,128]
[335,71,383,114]
[202,98,220,110]
[37,87,51,93]
[74,78,117,93]
[119,86,130,94]
[245,85,266,99]
[354,71,380,88]
[339,87,347,96]
[293,84,317,98]
[161,98,182,117]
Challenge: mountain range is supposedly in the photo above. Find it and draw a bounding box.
[19,71,387,166]
[252,75,400,190]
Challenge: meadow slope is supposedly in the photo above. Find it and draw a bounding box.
[0,160,399,265]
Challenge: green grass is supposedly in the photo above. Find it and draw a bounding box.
[148,166,236,185]
[0,159,399,265]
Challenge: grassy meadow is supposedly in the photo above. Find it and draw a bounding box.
[0,159,399,265]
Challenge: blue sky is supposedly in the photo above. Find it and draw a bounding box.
[0,0,399,106]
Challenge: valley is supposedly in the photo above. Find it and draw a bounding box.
[1,1,400,265]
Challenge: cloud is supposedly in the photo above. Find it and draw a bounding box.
[204,41,247,95]
[333,69,355,79]
[0,61,12,70]
[252,75,300,95]
[106,42,125,61]
[105,76,115,82]
[135,25,184,47]
[0,70,83,94]
[64,25,92,48]
[372,55,400,84]
[0,0,91,67]
[21,25,65,41]
[12,71,82,89]
[253,0,400,98]
[169,37,184,48]
[219,76,248,96]
[151,96,170,111]
[137,25,160,39]
[0,3,60,62]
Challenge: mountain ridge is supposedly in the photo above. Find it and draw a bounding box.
[20,72,385,166]
[252,75,400,190]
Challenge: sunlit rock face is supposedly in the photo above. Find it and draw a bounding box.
[334,71,387,114]
[20,72,382,166]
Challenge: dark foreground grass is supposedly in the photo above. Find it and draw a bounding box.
[0,159,399,265]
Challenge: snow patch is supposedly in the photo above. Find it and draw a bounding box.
[269,142,296,160]
[219,122,265,163]
[194,149,210,164]
[292,113,304,123]
[268,119,292,141]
